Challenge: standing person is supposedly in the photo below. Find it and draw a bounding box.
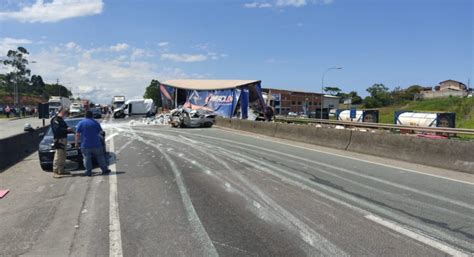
[75,111,111,177]
[5,105,11,118]
[51,108,72,178]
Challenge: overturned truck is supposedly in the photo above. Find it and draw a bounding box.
[159,80,272,120]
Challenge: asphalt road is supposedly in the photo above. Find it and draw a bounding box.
[1,118,473,256]
[0,116,46,139]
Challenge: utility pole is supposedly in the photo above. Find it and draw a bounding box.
[57,78,60,96]
[321,67,342,119]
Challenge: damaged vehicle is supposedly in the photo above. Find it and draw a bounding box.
[170,108,216,128]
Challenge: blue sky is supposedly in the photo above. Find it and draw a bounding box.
[0,0,472,103]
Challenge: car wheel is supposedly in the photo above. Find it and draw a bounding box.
[40,163,53,171]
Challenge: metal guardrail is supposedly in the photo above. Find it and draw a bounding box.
[276,117,474,136]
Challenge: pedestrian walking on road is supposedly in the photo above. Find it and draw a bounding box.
[75,111,111,177]
[5,105,11,118]
[51,108,72,178]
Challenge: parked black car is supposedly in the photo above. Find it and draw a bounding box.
[38,118,105,171]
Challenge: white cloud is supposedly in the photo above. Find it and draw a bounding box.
[244,0,333,9]
[65,41,79,50]
[276,0,306,7]
[158,42,169,47]
[0,37,32,56]
[244,2,272,8]
[161,53,208,63]
[110,43,129,52]
[28,42,197,103]
[0,0,104,23]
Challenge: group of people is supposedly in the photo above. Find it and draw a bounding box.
[2,105,37,118]
[51,108,111,178]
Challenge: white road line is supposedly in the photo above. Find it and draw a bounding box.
[131,132,219,257]
[115,140,133,155]
[158,134,347,256]
[152,130,473,250]
[106,133,119,142]
[180,134,474,211]
[365,214,471,257]
[133,128,474,252]
[165,127,474,186]
[108,132,123,257]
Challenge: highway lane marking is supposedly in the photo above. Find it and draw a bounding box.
[105,133,119,142]
[159,134,348,256]
[128,129,219,257]
[131,127,474,251]
[108,131,123,257]
[153,130,474,251]
[217,142,474,252]
[144,128,474,211]
[126,127,474,253]
[196,135,474,212]
[115,140,133,155]
[161,132,474,222]
[227,129,474,186]
[160,127,474,186]
[365,214,471,257]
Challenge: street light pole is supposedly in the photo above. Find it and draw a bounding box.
[321,67,342,119]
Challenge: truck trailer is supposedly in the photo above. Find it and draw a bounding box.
[336,109,379,123]
[112,96,126,111]
[394,111,455,128]
[48,96,71,115]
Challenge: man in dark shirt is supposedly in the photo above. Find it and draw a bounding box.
[51,107,71,178]
[75,111,110,176]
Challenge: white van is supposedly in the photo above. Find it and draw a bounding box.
[113,99,155,118]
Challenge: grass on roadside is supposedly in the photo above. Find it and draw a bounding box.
[377,97,474,129]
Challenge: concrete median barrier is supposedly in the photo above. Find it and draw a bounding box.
[215,118,474,174]
[216,119,351,150]
[0,126,48,171]
[347,131,474,173]
[274,123,351,150]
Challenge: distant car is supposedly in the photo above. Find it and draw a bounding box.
[288,112,298,116]
[38,118,105,171]
[91,108,102,119]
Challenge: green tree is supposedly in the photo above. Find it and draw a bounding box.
[30,75,46,96]
[44,83,72,98]
[404,85,422,100]
[143,79,162,107]
[363,83,391,108]
[0,74,7,92]
[391,85,423,103]
[1,47,31,96]
[349,91,363,105]
[337,90,362,105]
[324,86,341,96]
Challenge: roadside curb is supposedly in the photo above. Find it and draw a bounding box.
[0,126,49,172]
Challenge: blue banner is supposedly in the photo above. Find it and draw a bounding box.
[160,84,175,109]
[240,87,249,119]
[186,89,235,118]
